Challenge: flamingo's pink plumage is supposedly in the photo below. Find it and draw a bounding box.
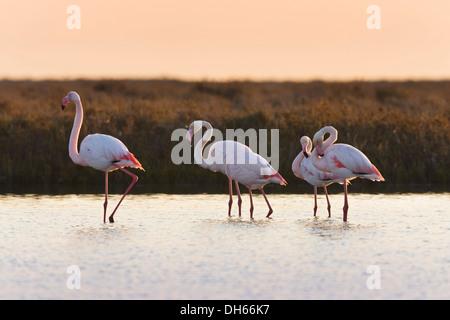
[292,136,344,217]
[310,126,384,222]
[61,91,144,223]
[186,120,286,218]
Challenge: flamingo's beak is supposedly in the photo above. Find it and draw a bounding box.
[302,144,309,158]
[316,146,324,157]
[61,96,69,110]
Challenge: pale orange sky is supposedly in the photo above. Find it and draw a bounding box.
[1,0,450,80]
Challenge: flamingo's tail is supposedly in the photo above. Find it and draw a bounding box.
[121,152,145,171]
[370,165,384,181]
[263,172,287,186]
[359,165,384,181]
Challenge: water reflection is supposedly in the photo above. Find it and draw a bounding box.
[1,182,448,196]
[71,223,131,239]
[298,216,375,240]
[0,192,449,299]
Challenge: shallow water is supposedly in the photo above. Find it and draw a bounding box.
[0,192,448,299]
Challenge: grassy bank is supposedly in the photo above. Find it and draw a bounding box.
[0,79,449,193]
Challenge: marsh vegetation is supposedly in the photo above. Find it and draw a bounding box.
[0,79,448,193]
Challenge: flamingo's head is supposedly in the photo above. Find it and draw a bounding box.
[185,120,205,142]
[312,131,324,150]
[186,124,194,142]
[61,91,81,110]
[312,126,337,157]
[313,126,336,157]
[314,145,324,157]
[300,136,312,158]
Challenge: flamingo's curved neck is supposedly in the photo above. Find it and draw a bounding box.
[193,121,214,169]
[69,100,86,166]
[291,151,305,179]
[292,137,312,179]
[305,137,313,155]
[321,127,337,150]
[310,127,337,171]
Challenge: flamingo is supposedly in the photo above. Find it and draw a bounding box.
[310,126,385,222]
[61,91,144,223]
[292,136,344,218]
[186,120,287,218]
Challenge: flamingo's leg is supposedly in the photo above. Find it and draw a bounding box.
[234,180,242,217]
[324,186,331,218]
[248,187,254,219]
[343,180,349,222]
[104,172,108,223]
[313,186,318,217]
[228,178,233,216]
[260,188,273,218]
[108,164,138,223]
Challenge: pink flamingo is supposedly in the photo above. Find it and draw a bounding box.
[61,91,144,223]
[310,126,385,222]
[186,120,287,218]
[292,136,344,218]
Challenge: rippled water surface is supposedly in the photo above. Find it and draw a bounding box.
[0,192,448,299]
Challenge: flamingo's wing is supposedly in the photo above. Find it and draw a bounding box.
[205,140,252,173]
[328,144,383,181]
[227,147,286,187]
[301,158,343,187]
[80,134,143,171]
[206,140,286,187]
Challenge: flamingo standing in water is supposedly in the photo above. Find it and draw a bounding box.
[292,136,344,217]
[61,91,144,223]
[186,120,287,218]
[310,126,385,222]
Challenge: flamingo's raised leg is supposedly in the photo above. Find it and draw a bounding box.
[108,164,139,223]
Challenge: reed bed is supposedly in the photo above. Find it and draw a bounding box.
[0,79,449,193]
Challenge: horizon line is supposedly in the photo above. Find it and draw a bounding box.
[2,74,450,83]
